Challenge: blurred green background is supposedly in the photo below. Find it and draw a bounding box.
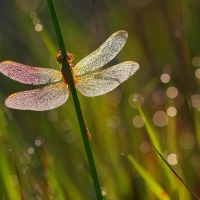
[0,0,200,199]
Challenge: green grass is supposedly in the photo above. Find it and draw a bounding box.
[0,0,200,199]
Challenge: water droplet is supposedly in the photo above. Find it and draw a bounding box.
[167,153,178,165]
[129,93,144,108]
[133,95,138,101]
[120,151,126,156]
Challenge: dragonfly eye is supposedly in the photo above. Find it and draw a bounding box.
[56,51,63,64]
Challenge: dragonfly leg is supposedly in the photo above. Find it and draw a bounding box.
[81,108,91,140]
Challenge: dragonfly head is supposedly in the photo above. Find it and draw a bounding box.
[56,51,75,64]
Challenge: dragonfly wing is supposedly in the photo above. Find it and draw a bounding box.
[74,30,128,76]
[76,61,139,97]
[5,82,69,111]
[0,61,63,85]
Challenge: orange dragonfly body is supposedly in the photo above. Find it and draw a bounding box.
[0,30,139,111]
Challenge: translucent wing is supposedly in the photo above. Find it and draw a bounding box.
[5,82,69,111]
[74,30,128,76]
[0,61,63,85]
[76,61,139,97]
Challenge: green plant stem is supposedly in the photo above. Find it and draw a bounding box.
[46,0,103,199]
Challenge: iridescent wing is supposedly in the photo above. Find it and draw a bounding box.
[76,61,139,97]
[74,30,128,76]
[0,61,62,85]
[5,82,69,111]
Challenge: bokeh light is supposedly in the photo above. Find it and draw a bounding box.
[27,147,34,154]
[140,142,151,153]
[167,153,178,165]
[35,137,44,146]
[167,107,177,117]
[19,153,31,165]
[35,24,43,32]
[103,88,122,106]
[107,115,121,128]
[190,94,200,111]
[33,18,40,25]
[47,111,58,122]
[30,12,37,19]
[15,0,39,13]
[153,111,168,127]
[166,87,178,98]
[195,68,200,79]
[61,120,72,131]
[35,140,41,146]
[133,115,144,128]
[102,190,107,196]
[160,73,170,83]
[192,57,200,67]
[179,133,195,150]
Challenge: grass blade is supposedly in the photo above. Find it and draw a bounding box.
[128,154,171,200]
[153,146,200,200]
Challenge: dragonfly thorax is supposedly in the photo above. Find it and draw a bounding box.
[56,51,76,84]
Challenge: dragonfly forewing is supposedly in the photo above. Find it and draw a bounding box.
[0,61,63,85]
[76,61,139,97]
[74,30,128,76]
[5,82,69,111]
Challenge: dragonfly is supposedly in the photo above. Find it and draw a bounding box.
[0,30,139,111]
